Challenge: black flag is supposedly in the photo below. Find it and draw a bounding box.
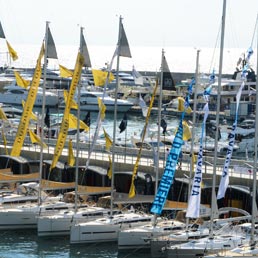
[162,56,175,91]
[161,118,167,134]
[44,107,50,128]
[119,113,127,133]
[84,111,91,127]
[80,112,90,133]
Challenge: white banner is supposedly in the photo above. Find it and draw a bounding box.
[217,81,245,199]
[186,103,209,218]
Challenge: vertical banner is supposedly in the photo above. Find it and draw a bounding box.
[150,120,184,215]
[186,103,209,218]
[50,52,84,170]
[217,81,244,199]
[128,81,158,198]
[10,43,44,156]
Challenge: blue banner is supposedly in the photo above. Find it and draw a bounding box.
[150,120,184,215]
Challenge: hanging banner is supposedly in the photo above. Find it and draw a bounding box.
[186,103,209,218]
[10,43,44,157]
[50,52,84,170]
[150,120,184,215]
[128,80,158,198]
[217,81,244,199]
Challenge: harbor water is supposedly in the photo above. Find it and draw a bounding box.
[0,230,148,258]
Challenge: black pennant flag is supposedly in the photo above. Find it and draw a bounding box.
[119,113,127,133]
[80,112,91,133]
[162,55,175,91]
[161,118,167,134]
[44,107,50,128]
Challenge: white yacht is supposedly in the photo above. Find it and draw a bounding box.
[60,90,133,112]
[164,223,251,258]
[117,219,186,250]
[70,211,154,244]
[37,206,118,237]
[0,84,60,107]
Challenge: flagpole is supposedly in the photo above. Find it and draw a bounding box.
[110,16,122,216]
[74,27,83,213]
[250,17,258,245]
[209,0,226,238]
[38,21,49,205]
[186,49,200,227]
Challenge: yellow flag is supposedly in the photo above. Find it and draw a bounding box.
[92,69,115,86]
[177,97,192,114]
[182,120,192,141]
[98,97,106,120]
[14,71,30,88]
[22,100,37,121]
[2,128,8,155]
[59,64,73,78]
[107,155,112,179]
[128,156,140,198]
[68,113,89,131]
[50,52,84,170]
[0,107,7,120]
[6,40,18,61]
[29,129,47,148]
[103,128,112,151]
[10,43,44,157]
[68,139,75,166]
[128,79,159,198]
[63,90,78,109]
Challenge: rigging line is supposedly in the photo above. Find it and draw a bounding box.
[209,22,222,74]
[250,14,258,48]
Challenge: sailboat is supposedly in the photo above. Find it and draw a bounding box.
[0,22,85,230]
[165,1,255,257]
[37,27,116,237]
[70,16,154,245]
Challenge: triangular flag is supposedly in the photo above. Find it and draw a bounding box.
[14,71,30,88]
[161,118,167,134]
[59,64,73,78]
[182,120,192,141]
[92,69,115,86]
[81,32,92,68]
[46,27,58,59]
[138,94,148,117]
[118,23,132,58]
[2,128,8,155]
[63,90,78,110]
[103,128,112,151]
[162,55,175,91]
[83,111,91,127]
[0,21,6,38]
[177,97,192,114]
[98,97,106,120]
[68,113,89,131]
[68,139,75,166]
[0,107,7,120]
[119,113,127,133]
[45,106,50,128]
[22,100,37,121]
[6,41,18,61]
[132,66,143,86]
[29,129,47,148]
[107,155,112,179]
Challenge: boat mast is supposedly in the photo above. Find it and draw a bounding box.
[110,16,122,216]
[186,49,200,227]
[209,0,226,237]
[251,15,258,245]
[75,27,83,212]
[38,21,49,205]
